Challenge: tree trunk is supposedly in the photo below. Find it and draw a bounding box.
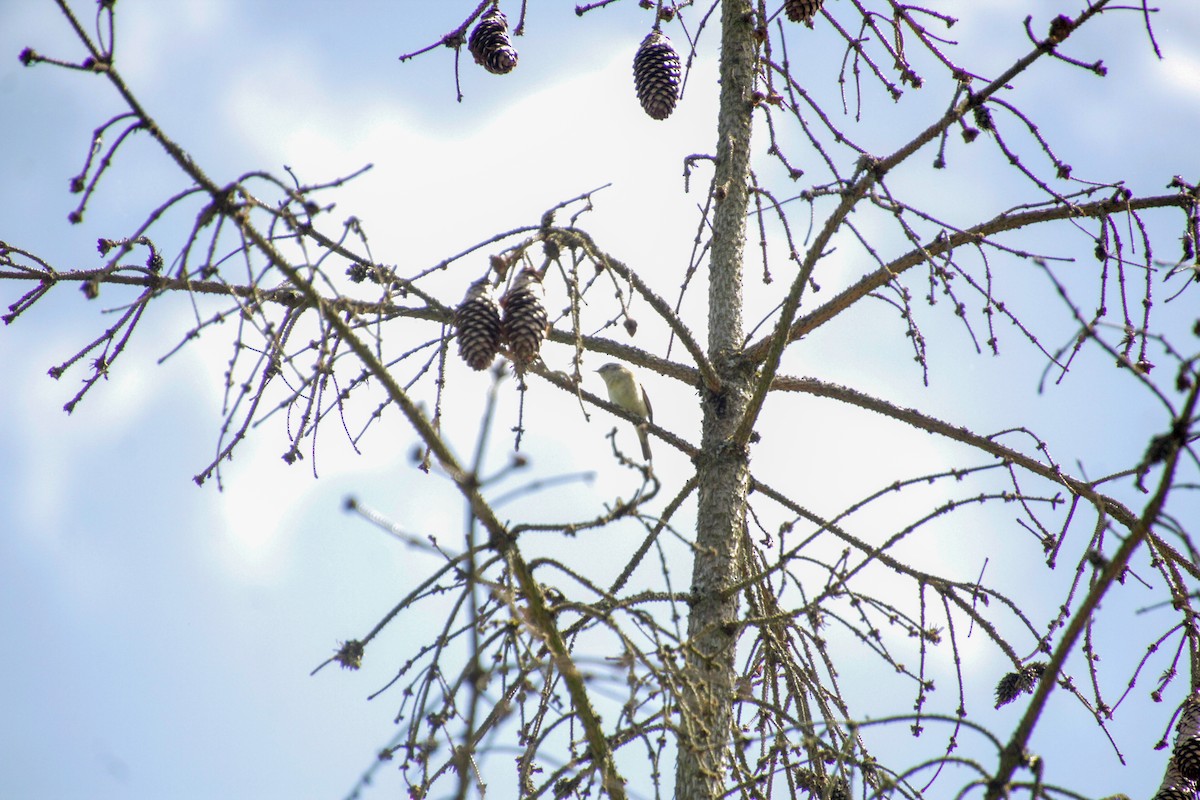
[674,1,756,798]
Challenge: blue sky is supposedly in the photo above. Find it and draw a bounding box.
[3,2,1200,799]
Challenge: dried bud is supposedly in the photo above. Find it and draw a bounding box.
[1143,431,1177,467]
[489,252,510,281]
[972,104,993,131]
[334,640,364,670]
[1047,14,1074,45]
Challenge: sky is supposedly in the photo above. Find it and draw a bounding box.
[2,2,1199,799]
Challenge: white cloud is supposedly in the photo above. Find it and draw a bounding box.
[218,33,720,279]
[6,326,161,537]
[119,0,231,92]
[1154,48,1200,105]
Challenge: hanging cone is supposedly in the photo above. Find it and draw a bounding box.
[1153,757,1197,800]
[468,6,519,75]
[633,30,681,120]
[1178,739,1200,785]
[993,662,1045,709]
[784,0,824,25]
[1174,690,1200,782]
[500,269,548,370]
[455,279,502,371]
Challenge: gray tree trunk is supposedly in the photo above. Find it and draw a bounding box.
[674,1,757,798]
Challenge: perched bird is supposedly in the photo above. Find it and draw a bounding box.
[596,362,653,461]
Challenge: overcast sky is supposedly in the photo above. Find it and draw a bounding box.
[3,2,1199,799]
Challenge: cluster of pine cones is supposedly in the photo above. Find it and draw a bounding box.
[455,269,548,373]
[466,2,822,120]
[466,2,682,121]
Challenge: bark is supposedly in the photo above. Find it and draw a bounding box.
[673,1,757,798]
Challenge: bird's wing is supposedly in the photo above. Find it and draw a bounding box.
[641,385,653,423]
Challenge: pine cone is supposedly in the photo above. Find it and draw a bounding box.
[827,779,850,800]
[1154,757,1197,800]
[784,0,824,25]
[994,662,1046,709]
[456,279,502,371]
[1177,739,1200,784]
[1175,691,1200,782]
[500,269,548,370]
[468,6,518,75]
[994,671,1025,709]
[633,30,681,120]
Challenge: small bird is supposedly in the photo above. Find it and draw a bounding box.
[595,362,653,461]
